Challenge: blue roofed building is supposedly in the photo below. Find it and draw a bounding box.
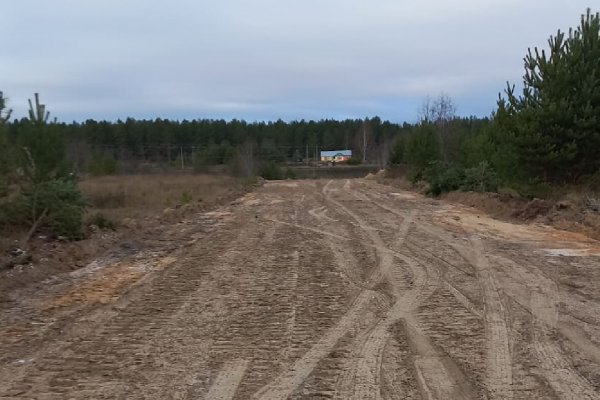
[320,150,352,163]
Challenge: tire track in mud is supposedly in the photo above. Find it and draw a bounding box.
[335,208,417,400]
[210,193,343,398]
[281,250,300,364]
[308,206,338,223]
[347,185,489,399]
[359,191,485,320]
[444,281,483,319]
[330,181,474,400]
[251,290,376,400]
[2,225,248,399]
[253,180,398,400]
[405,314,476,400]
[409,200,599,398]
[6,178,599,399]
[491,255,599,399]
[205,359,250,400]
[471,238,513,399]
[532,319,599,399]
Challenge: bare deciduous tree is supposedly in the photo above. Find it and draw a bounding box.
[419,92,456,124]
[354,120,374,163]
[419,93,456,161]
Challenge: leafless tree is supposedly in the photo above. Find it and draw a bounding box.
[419,92,456,124]
[354,120,374,163]
[419,93,457,161]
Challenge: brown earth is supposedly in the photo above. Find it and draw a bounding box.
[442,191,600,241]
[0,173,246,302]
[1,178,600,399]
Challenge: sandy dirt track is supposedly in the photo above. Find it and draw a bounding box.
[1,178,600,399]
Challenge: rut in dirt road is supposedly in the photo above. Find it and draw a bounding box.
[471,238,513,400]
[1,178,600,399]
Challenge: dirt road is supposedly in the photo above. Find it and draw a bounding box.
[1,179,600,399]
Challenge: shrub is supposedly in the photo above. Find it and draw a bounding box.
[408,168,424,184]
[424,162,464,197]
[258,162,283,180]
[388,137,406,165]
[86,212,116,231]
[461,161,498,192]
[284,167,296,179]
[405,124,441,169]
[89,154,118,176]
[579,170,600,192]
[346,157,362,165]
[5,178,88,240]
[180,191,192,204]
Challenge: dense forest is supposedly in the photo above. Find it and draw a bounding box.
[0,8,598,239]
[1,112,490,172]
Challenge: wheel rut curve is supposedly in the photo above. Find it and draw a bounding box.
[329,180,475,400]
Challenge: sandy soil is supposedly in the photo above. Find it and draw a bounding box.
[1,178,600,399]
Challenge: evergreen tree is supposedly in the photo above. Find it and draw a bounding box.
[497,9,600,182]
[0,92,13,191]
[4,94,87,240]
[19,94,69,183]
[0,91,12,123]
[405,124,441,169]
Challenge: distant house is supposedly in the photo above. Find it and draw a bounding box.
[320,150,352,163]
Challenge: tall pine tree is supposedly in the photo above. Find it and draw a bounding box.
[496,9,600,182]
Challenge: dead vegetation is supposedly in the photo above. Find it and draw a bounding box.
[0,173,247,303]
[80,173,242,222]
[378,167,600,240]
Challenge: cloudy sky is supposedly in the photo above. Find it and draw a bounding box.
[1,1,593,122]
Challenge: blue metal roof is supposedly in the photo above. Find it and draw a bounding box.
[320,150,352,157]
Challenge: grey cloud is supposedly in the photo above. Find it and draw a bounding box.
[1,0,593,122]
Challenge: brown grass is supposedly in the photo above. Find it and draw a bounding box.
[79,173,241,221]
[0,173,246,303]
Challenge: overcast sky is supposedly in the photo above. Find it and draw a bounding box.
[1,1,594,122]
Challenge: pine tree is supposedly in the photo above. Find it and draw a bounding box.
[0,92,13,185]
[496,8,600,182]
[0,91,12,123]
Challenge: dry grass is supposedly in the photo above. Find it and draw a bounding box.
[80,173,241,222]
[0,236,14,258]
[0,173,245,302]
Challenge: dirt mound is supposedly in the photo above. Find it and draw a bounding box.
[442,191,600,240]
[363,169,382,180]
[544,194,600,240]
[512,198,553,220]
[442,191,529,221]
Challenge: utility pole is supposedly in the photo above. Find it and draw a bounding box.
[313,144,318,179]
[306,144,309,166]
[180,147,184,169]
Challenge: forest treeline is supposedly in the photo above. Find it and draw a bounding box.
[0,8,598,240]
[1,113,490,172]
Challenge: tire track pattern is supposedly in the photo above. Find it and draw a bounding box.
[472,237,513,399]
